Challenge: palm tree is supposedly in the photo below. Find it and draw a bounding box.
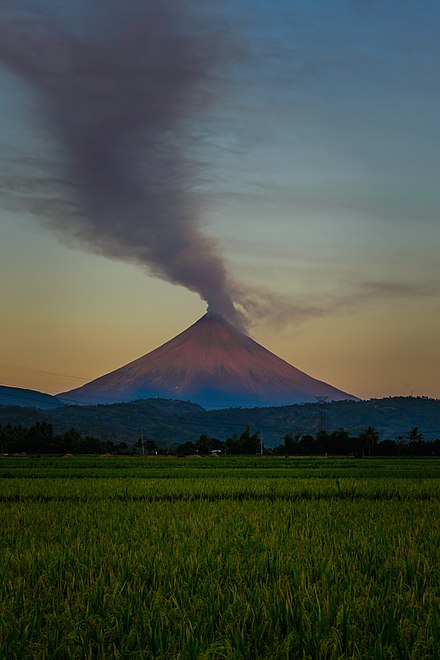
[359,426,379,456]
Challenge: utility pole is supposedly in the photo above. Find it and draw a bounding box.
[260,433,264,456]
[315,396,328,433]
[140,427,145,455]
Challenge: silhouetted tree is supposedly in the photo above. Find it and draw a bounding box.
[359,426,380,456]
[329,428,351,454]
[316,430,330,453]
[195,434,214,455]
[0,424,23,453]
[27,422,56,453]
[175,440,196,456]
[144,439,158,455]
[408,427,424,443]
[61,428,82,452]
[241,427,261,454]
[395,435,405,454]
[224,428,260,454]
[225,433,241,454]
[377,439,398,455]
[298,434,315,454]
[283,432,300,455]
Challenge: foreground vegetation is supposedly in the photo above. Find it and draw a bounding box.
[0,456,439,658]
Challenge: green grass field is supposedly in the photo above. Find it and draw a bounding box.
[1,456,439,658]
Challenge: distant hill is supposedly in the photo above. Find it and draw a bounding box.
[0,386,63,410]
[0,396,439,446]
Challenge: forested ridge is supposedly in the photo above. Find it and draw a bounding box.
[0,396,439,448]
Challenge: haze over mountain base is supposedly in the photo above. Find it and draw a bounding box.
[59,313,357,408]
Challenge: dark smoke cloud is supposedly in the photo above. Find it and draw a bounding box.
[0,1,244,326]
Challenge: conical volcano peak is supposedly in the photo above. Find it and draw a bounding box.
[204,305,246,332]
[205,305,224,320]
[197,309,244,333]
[60,315,358,408]
[202,308,230,324]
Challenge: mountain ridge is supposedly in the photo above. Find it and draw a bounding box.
[0,385,63,410]
[0,396,438,446]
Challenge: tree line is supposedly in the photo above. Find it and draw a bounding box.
[175,426,440,456]
[1,422,439,456]
[272,426,440,457]
[0,422,128,455]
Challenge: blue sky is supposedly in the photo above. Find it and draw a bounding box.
[0,0,439,398]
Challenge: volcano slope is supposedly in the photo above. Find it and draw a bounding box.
[60,313,357,408]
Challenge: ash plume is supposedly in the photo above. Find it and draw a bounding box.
[0,1,243,326]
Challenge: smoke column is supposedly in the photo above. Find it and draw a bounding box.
[0,1,243,326]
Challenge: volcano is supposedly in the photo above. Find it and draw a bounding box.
[59,312,358,408]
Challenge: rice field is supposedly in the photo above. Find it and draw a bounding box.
[0,456,439,658]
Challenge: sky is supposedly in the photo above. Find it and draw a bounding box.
[0,0,439,400]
